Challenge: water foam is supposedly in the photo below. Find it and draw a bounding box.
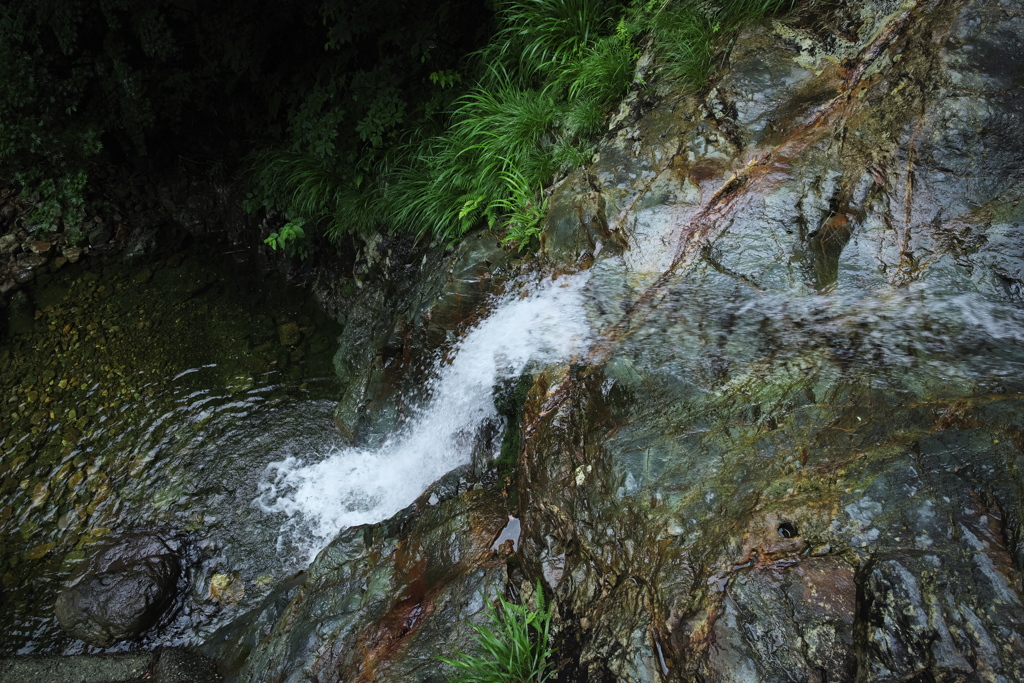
[257,272,592,563]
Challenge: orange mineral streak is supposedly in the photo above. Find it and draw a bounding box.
[343,495,507,682]
[584,0,941,368]
[349,542,431,683]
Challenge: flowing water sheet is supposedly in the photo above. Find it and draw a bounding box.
[257,272,594,563]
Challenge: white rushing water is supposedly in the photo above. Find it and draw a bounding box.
[257,272,593,563]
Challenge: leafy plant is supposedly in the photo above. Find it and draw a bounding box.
[264,220,309,260]
[246,0,801,251]
[247,1,631,248]
[439,582,554,683]
[431,70,464,89]
[0,0,337,232]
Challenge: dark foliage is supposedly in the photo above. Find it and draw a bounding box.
[1,0,797,247]
[0,0,335,230]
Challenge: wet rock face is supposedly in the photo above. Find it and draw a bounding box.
[330,231,513,444]
[203,480,513,683]
[54,535,180,647]
[526,0,1024,680]
[695,556,857,682]
[209,0,1024,680]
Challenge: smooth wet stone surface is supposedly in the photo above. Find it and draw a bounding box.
[202,480,512,683]
[55,535,181,647]
[330,230,516,445]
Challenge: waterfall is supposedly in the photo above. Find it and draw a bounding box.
[256,272,593,563]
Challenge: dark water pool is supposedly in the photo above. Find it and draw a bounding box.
[0,245,343,654]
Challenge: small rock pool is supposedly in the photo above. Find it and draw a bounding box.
[0,244,344,654]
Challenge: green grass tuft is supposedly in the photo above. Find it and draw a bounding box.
[650,0,798,85]
[250,0,800,250]
[484,0,622,83]
[439,582,554,683]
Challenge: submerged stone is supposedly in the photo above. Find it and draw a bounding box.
[208,574,244,605]
[54,534,181,647]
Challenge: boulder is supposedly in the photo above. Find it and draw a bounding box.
[0,233,19,254]
[88,223,112,248]
[276,321,301,346]
[54,534,181,647]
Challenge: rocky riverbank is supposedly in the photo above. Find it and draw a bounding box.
[5,0,1024,680]
[0,161,261,311]
[0,180,348,656]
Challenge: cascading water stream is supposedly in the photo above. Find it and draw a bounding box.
[257,272,594,563]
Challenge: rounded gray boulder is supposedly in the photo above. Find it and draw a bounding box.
[54,534,180,647]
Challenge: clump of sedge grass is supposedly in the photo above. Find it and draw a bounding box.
[439,582,554,683]
[251,0,799,249]
[650,0,797,86]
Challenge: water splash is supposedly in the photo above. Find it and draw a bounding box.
[257,273,593,563]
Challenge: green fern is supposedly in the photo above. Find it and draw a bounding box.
[494,164,549,249]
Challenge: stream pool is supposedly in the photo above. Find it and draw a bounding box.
[0,245,343,654]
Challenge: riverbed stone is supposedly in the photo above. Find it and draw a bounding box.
[0,652,156,683]
[0,233,18,254]
[25,542,56,560]
[54,534,181,647]
[276,320,301,346]
[18,254,48,270]
[13,266,36,285]
[0,648,221,683]
[88,223,112,248]
[153,647,223,682]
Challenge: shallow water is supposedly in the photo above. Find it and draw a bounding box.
[0,246,343,654]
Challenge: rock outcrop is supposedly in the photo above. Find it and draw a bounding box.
[208,0,1024,680]
[526,0,1024,679]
